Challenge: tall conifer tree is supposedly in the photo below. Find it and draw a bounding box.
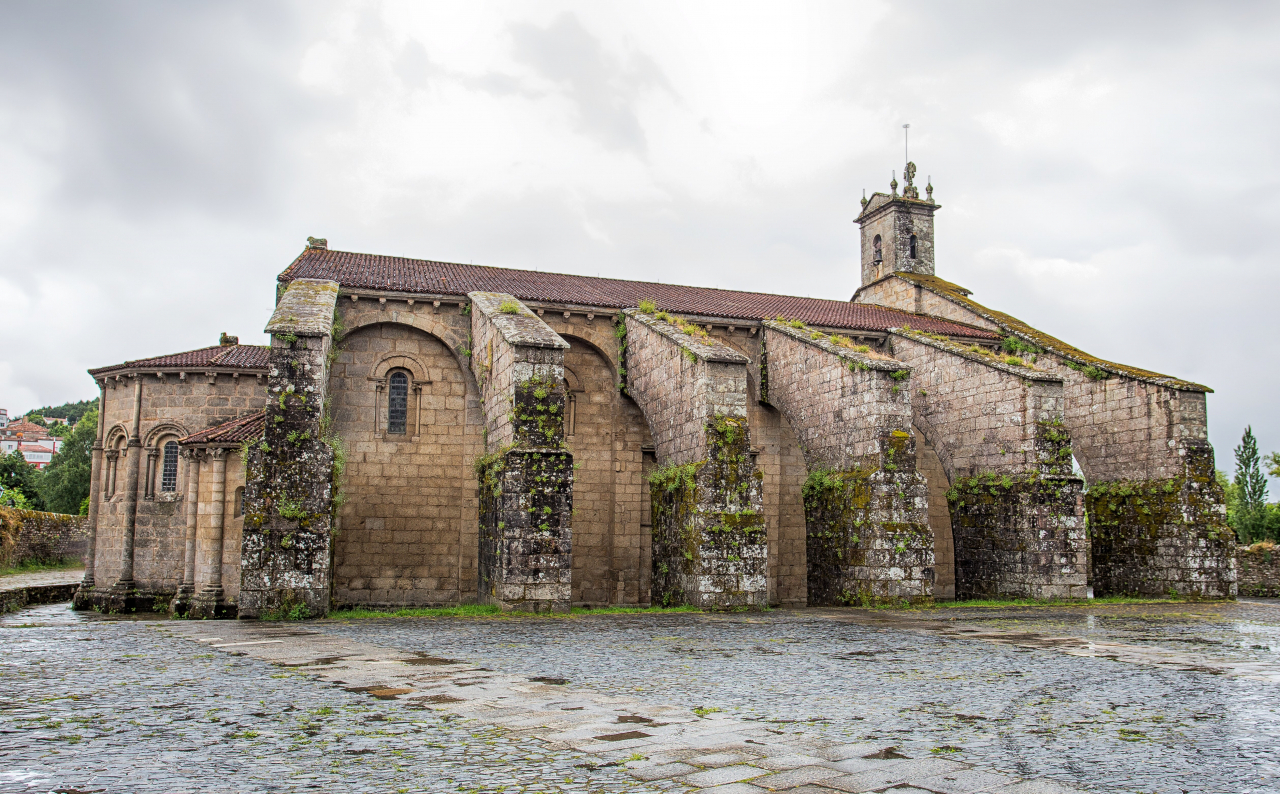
[1233,426,1269,543]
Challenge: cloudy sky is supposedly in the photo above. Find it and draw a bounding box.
[2,1,1277,480]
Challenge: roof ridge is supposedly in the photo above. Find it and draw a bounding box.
[891,271,1210,392]
[287,247,872,307]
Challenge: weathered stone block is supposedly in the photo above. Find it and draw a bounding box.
[239,279,339,620]
[1088,440,1235,598]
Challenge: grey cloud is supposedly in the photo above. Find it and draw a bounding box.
[508,13,671,153]
[0,0,323,220]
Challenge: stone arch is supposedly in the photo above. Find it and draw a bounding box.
[542,317,620,371]
[908,411,955,485]
[105,423,129,449]
[327,319,483,609]
[913,421,955,600]
[341,310,477,396]
[143,421,190,449]
[368,351,431,383]
[563,365,584,393]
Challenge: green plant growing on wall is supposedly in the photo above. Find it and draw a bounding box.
[498,299,523,314]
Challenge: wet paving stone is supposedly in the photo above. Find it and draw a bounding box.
[311,603,1280,793]
[0,605,678,793]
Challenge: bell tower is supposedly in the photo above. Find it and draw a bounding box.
[855,162,939,287]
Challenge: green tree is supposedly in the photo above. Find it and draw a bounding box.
[38,409,97,515]
[0,451,44,511]
[1233,426,1270,543]
[1267,451,1280,479]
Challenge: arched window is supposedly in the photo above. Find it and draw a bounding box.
[233,486,244,518]
[872,234,883,263]
[160,441,179,492]
[388,371,409,435]
[909,234,918,259]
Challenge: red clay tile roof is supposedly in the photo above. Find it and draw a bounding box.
[179,411,266,446]
[1,421,53,438]
[280,248,998,339]
[90,345,270,377]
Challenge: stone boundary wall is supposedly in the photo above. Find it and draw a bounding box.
[623,309,749,465]
[889,329,1088,600]
[240,279,339,619]
[0,507,89,567]
[1237,543,1280,597]
[469,292,573,612]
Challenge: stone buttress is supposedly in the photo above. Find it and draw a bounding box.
[858,269,1234,598]
[761,320,932,605]
[890,328,1088,600]
[469,292,573,613]
[623,308,766,608]
[238,279,340,619]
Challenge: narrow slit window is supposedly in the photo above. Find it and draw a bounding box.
[388,371,408,435]
[234,487,244,517]
[909,234,918,259]
[160,441,179,492]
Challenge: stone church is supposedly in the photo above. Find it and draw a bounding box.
[74,166,1235,617]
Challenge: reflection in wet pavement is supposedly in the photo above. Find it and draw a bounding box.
[315,601,1280,793]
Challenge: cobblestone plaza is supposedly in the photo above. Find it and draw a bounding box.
[3,596,1278,793]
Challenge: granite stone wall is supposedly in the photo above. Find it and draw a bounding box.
[89,369,266,602]
[240,279,339,619]
[470,292,573,612]
[890,331,1088,599]
[0,507,88,568]
[1237,543,1280,597]
[761,321,932,604]
[624,309,767,607]
[1088,440,1235,598]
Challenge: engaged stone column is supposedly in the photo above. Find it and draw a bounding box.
[74,384,107,607]
[190,449,230,619]
[469,292,573,613]
[104,375,146,612]
[890,328,1087,600]
[623,307,766,609]
[239,279,340,620]
[170,448,201,615]
[761,320,932,605]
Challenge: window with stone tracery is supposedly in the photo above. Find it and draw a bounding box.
[388,371,409,435]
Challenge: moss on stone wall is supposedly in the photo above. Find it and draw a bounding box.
[649,414,766,608]
[803,429,932,606]
[946,472,1087,600]
[1086,449,1234,597]
[509,374,567,450]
